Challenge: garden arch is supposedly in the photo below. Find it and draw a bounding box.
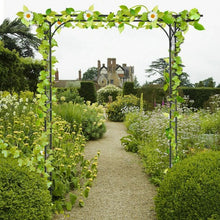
[17,5,204,172]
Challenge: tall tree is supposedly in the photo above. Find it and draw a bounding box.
[145,58,192,87]
[82,67,98,81]
[194,77,216,87]
[0,18,40,57]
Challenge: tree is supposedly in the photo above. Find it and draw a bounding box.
[0,41,43,92]
[194,77,216,87]
[145,58,192,87]
[133,76,140,88]
[82,67,98,81]
[0,18,40,57]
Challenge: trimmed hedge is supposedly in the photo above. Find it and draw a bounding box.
[137,86,220,110]
[180,87,220,109]
[0,157,52,220]
[79,81,97,103]
[155,151,220,220]
[123,82,135,96]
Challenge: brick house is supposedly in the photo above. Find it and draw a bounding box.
[97,58,134,88]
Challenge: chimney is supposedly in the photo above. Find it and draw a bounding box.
[122,63,127,69]
[55,68,59,81]
[78,69,82,80]
[112,58,116,72]
[98,60,101,69]
[107,58,111,72]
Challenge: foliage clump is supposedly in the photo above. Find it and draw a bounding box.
[155,151,220,220]
[56,87,84,104]
[106,94,139,122]
[79,81,97,103]
[0,156,52,220]
[123,82,135,96]
[54,102,106,140]
[97,85,122,104]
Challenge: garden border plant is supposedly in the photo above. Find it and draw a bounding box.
[15,4,204,185]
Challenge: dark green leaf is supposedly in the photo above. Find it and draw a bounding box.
[66,8,74,15]
[46,9,52,15]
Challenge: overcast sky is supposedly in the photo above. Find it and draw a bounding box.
[1,0,220,85]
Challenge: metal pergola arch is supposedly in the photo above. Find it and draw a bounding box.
[42,12,201,172]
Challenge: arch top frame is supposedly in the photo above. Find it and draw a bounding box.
[17,5,204,169]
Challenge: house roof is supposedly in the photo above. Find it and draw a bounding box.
[54,80,80,88]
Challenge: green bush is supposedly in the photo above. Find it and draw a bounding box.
[0,157,52,220]
[79,81,97,103]
[56,87,84,104]
[54,102,106,140]
[123,82,135,96]
[106,95,139,122]
[181,87,220,109]
[97,85,122,104]
[155,151,220,220]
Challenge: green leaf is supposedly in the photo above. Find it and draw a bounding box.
[107,13,114,21]
[118,23,125,33]
[162,12,175,24]
[16,12,24,17]
[152,5,159,12]
[135,6,141,15]
[130,9,136,16]
[193,21,205,30]
[189,8,200,20]
[23,5,29,12]
[66,8,74,15]
[120,5,128,11]
[163,84,169,91]
[89,5,94,11]
[176,96,184,103]
[46,8,52,15]
[141,12,148,21]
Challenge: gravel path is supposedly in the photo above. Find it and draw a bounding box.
[54,121,157,220]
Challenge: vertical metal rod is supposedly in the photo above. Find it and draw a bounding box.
[44,86,47,173]
[48,22,53,184]
[168,24,172,168]
[174,22,178,158]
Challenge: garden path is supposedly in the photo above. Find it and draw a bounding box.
[54,121,157,220]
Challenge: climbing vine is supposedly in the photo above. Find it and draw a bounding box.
[17,5,204,169]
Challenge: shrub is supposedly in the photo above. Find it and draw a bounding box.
[0,157,52,220]
[155,151,220,220]
[123,82,135,96]
[97,85,122,104]
[53,102,106,140]
[79,81,97,103]
[106,94,139,122]
[56,88,84,104]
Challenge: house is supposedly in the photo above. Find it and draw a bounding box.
[97,58,134,88]
[53,69,81,88]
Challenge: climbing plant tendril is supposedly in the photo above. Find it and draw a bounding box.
[17,4,204,177]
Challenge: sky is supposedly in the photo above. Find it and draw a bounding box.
[0,0,220,85]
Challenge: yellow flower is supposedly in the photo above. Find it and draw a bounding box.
[148,11,158,22]
[24,11,34,22]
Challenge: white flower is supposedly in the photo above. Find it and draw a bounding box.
[24,11,34,22]
[84,10,93,20]
[148,11,158,22]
